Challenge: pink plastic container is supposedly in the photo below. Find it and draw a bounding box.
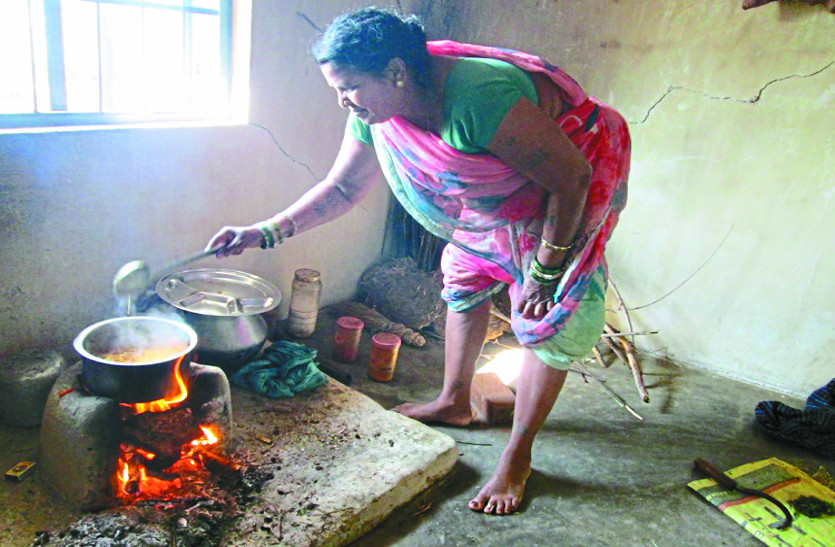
[332,316,364,362]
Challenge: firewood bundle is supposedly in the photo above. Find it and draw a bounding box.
[743,0,835,12]
[329,300,426,347]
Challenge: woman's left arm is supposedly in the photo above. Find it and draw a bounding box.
[485,96,592,319]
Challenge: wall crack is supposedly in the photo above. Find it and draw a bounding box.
[250,122,320,181]
[631,60,834,124]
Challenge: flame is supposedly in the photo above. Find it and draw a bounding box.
[122,355,189,414]
[192,425,219,447]
[111,359,228,504]
[135,447,156,460]
[113,423,221,504]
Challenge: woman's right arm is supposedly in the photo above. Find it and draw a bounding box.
[207,125,380,256]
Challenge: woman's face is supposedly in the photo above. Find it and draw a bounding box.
[320,62,403,124]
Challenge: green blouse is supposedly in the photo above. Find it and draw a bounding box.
[350,57,538,154]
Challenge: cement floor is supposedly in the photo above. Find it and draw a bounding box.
[303,312,834,547]
[2,309,833,546]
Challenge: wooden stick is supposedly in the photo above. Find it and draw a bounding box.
[591,346,607,368]
[571,363,644,421]
[600,331,628,365]
[608,279,636,346]
[330,301,426,347]
[600,330,658,338]
[489,308,511,323]
[605,323,650,403]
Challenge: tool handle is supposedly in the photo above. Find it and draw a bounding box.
[694,458,738,490]
[160,247,221,274]
[152,246,224,282]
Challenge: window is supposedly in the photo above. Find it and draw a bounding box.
[0,0,250,130]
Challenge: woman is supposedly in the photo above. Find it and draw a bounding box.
[207,7,630,515]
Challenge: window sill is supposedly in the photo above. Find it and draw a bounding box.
[0,114,249,135]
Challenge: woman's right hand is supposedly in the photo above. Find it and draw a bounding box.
[205,225,264,257]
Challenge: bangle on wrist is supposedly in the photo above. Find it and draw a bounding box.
[259,225,275,249]
[267,219,284,245]
[529,256,565,285]
[529,269,559,285]
[540,237,573,253]
[256,220,285,249]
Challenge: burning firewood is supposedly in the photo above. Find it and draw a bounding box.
[330,300,426,347]
[122,406,203,468]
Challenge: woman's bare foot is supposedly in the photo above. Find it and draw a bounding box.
[468,451,531,515]
[393,399,474,427]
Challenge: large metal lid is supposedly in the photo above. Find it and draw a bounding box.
[156,268,281,317]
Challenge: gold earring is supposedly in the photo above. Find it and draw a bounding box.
[395,80,404,88]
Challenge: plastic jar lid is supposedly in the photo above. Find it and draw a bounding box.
[372,333,401,348]
[336,316,364,331]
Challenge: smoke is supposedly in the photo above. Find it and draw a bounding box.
[83,315,194,364]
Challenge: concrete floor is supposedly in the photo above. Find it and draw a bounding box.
[303,312,834,547]
[2,309,833,546]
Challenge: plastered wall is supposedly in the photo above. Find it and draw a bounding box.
[414,0,834,396]
[0,1,390,358]
[1,1,831,397]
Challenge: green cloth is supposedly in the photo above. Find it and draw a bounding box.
[350,57,538,153]
[530,267,607,370]
[231,340,327,398]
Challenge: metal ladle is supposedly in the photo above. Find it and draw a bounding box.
[113,247,223,315]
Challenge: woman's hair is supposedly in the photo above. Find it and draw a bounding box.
[312,6,431,86]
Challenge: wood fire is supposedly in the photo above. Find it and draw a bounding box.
[113,360,236,504]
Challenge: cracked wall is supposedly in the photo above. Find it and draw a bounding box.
[0,0,831,397]
[415,0,834,396]
[0,1,388,358]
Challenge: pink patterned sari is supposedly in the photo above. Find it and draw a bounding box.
[370,40,631,345]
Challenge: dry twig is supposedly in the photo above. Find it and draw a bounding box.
[571,362,644,421]
[604,323,650,403]
[591,346,607,368]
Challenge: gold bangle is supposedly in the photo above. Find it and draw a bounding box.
[540,237,573,253]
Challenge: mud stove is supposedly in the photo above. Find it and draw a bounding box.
[39,361,233,511]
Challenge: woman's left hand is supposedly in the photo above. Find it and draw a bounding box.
[516,277,558,320]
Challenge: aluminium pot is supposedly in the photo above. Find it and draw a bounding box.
[155,268,281,372]
[74,316,198,403]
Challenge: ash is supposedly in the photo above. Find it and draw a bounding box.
[31,463,272,547]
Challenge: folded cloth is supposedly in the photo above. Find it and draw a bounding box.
[754,378,835,459]
[231,340,327,398]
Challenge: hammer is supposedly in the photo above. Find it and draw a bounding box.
[693,458,793,530]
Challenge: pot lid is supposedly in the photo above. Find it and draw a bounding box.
[156,268,281,317]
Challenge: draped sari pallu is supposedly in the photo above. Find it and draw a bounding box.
[371,41,631,346]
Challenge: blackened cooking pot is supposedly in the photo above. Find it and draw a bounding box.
[73,316,198,403]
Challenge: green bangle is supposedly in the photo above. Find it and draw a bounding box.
[269,221,284,245]
[530,257,565,278]
[259,226,275,249]
[529,269,559,286]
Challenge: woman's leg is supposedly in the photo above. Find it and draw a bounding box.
[469,349,568,515]
[394,298,492,426]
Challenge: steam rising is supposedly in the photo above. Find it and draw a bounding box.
[78,316,195,365]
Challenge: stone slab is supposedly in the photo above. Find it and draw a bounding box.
[225,377,458,547]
